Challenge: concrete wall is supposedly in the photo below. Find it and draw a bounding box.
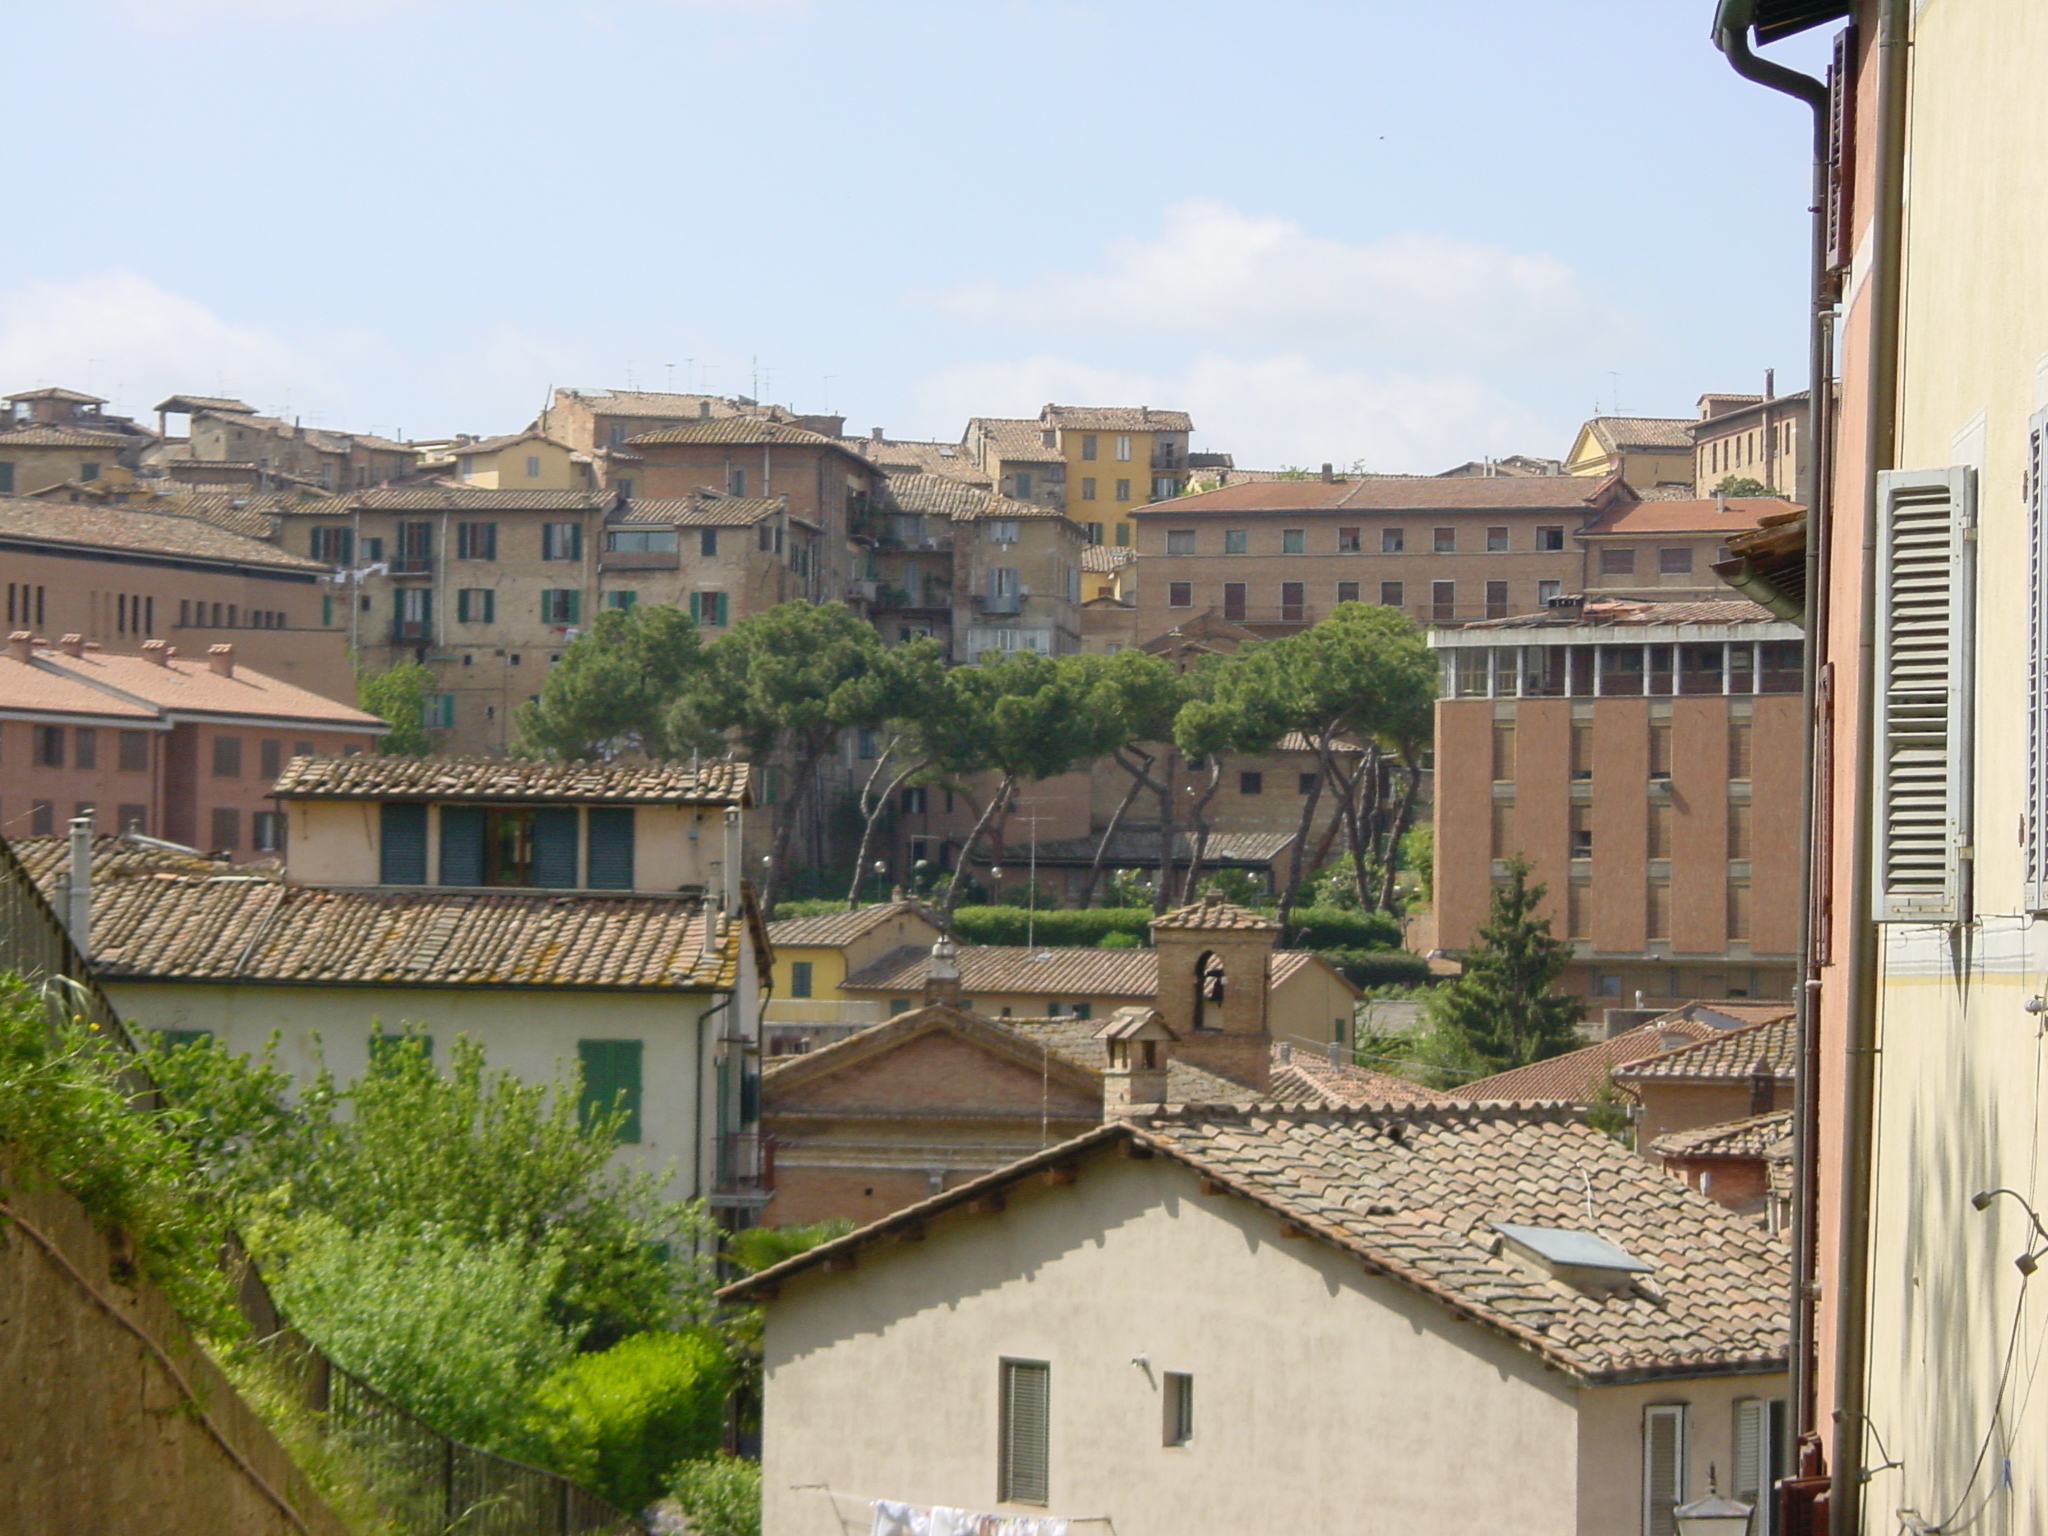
[0,1155,348,1536]
[759,1152,1588,1536]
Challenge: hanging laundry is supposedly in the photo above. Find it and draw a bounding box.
[871,1501,930,1536]
[927,1509,978,1536]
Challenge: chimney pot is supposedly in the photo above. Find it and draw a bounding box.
[871,427,885,442]
[57,633,85,657]
[6,630,32,663]
[1321,462,1334,482]
[207,644,235,677]
[924,937,964,1008]
[698,400,712,418]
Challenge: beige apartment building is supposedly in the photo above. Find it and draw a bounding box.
[1562,415,1696,492]
[0,387,153,496]
[1430,599,1803,1009]
[965,404,1194,532]
[1130,473,1625,640]
[1578,496,1794,604]
[1691,388,1810,496]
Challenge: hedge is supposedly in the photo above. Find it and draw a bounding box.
[1284,907,1403,952]
[1316,948,1435,991]
[950,907,1154,947]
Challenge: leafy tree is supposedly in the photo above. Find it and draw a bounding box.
[1419,858,1582,1079]
[1713,474,1776,498]
[1399,823,1435,909]
[1068,649,1190,912]
[356,661,436,755]
[671,1457,761,1536]
[1172,650,1291,903]
[514,605,711,761]
[841,642,952,908]
[725,1219,853,1275]
[525,1329,734,1512]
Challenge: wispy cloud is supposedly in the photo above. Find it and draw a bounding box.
[932,199,1604,360]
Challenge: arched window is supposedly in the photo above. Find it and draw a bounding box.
[1193,950,1226,1031]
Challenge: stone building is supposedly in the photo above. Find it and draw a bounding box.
[0,387,154,496]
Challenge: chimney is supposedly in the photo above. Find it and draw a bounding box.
[57,633,85,657]
[65,813,92,958]
[871,426,885,442]
[1096,1005,1175,1115]
[1320,462,1334,482]
[698,400,712,419]
[924,936,963,1008]
[1715,489,1729,514]
[207,644,235,677]
[1764,367,1776,400]
[1748,1055,1777,1116]
[6,631,31,663]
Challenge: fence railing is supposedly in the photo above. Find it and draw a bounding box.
[0,832,646,1536]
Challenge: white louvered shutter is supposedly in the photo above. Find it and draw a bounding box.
[1873,466,1977,922]
[1642,1403,1688,1536]
[2029,413,2048,911]
[1732,1398,1767,1519]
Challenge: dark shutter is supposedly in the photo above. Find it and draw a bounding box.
[999,1360,1050,1505]
[532,807,579,888]
[380,803,428,885]
[439,805,486,886]
[586,807,635,889]
[577,1039,643,1142]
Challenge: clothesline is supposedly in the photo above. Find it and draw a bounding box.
[789,1483,1114,1531]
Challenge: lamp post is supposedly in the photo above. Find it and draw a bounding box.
[1673,1467,1753,1536]
[870,859,888,904]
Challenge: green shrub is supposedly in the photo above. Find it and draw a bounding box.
[724,1220,852,1275]
[527,1329,734,1513]
[1286,906,1403,952]
[1318,948,1434,990]
[671,1456,761,1536]
[951,906,1154,947]
[1096,931,1142,949]
[768,899,849,919]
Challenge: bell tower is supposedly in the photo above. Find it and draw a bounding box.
[1150,893,1278,1092]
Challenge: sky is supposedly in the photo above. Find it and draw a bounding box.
[0,0,1834,474]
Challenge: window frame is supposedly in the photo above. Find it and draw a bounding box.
[998,1359,1051,1507]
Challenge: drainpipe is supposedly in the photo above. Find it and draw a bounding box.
[65,814,92,958]
[1710,0,1834,1450]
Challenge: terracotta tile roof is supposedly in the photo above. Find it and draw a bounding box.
[35,650,383,731]
[844,437,990,484]
[8,386,106,404]
[1452,598,1785,631]
[966,417,1065,465]
[625,418,859,457]
[15,838,738,990]
[726,1104,1789,1381]
[1042,405,1194,434]
[1583,416,1696,454]
[271,754,751,805]
[613,494,785,527]
[1001,1014,1250,1102]
[1578,497,1798,537]
[876,474,992,520]
[0,495,325,571]
[0,654,161,721]
[1614,1016,1796,1084]
[1133,475,1614,515]
[1452,1020,1726,1103]
[304,487,610,513]
[0,425,139,448]
[153,394,255,415]
[1014,825,1292,871]
[1266,1047,1449,1106]
[555,388,775,421]
[1152,895,1281,931]
[1082,545,1135,572]
[766,901,941,949]
[837,941,1330,999]
[1650,1110,1794,1162]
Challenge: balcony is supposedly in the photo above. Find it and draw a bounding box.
[391,619,432,645]
[847,578,881,603]
[599,550,679,571]
[977,591,1022,614]
[388,557,434,578]
[715,1131,774,1199]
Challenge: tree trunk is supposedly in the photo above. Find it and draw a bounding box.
[762,731,835,918]
[1177,758,1225,903]
[1153,750,1179,915]
[1077,765,1148,908]
[1376,755,1425,912]
[1276,724,1336,936]
[845,747,931,909]
[940,775,1017,924]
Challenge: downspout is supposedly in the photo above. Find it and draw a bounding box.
[1710,0,1834,1450]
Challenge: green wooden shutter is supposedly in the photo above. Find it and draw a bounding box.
[380,803,428,884]
[1000,1360,1050,1505]
[586,807,635,889]
[577,1039,642,1143]
[532,807,578,887]
[439,805,485,886]
[714,592,729,627]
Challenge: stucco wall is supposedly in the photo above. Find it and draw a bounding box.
[1575,1374,1789,1536]
[760,1153,1586,1536]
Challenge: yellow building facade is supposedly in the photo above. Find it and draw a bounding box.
[452,432,593,491]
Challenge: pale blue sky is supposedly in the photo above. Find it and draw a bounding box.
[1,0,1832,472]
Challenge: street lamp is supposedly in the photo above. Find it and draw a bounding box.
[1673,1468,1753,1536]
[871,859,888,904]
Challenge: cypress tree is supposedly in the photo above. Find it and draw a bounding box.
[1424,856,1583,1078]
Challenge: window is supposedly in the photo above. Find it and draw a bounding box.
[1222,582,1248,621]
[1337,527,1361,552]
[998,1360,1050,1506]
[260,740,283,780]
[1728,802,1752,858]
[1649,722,1673,779]
[1282,529,1305,554]
[607,528,678,553]
[212,736,242,778]
[901,786,928,815]
[1538,579,1563,605]
[380,803,428,884]
[1380,581,1404,608]
[1337,580,1360,604]
[457,522,497,560]
[1083,522,1104,544]
[1728,881,1752,941]
[425,693,455,729]
[1081,434,1098,461]
[699,527,720,558]
[1280,581,1305,621]
[80,462,100,483]
[1601,548,1636,575]
[1433,527,1456,553]
[1648,800,1673,859]
[1536,525,1565,551]
[0,463,11,494]
[1115,435,1132,461]
[1168,581,1193,608]
[1570,803,1593,858]
[210,808,240,851]
[1567,880,1591,939]
[541,589,581,625]
[525,455,541,479]
[1079,477,1098,503]
[252,811,286,853]
[458,588,495,622]
[1491,723,1516,782]
[587,806,635,890]
[1163,1372,1193,1447]
[1239,771,1263,795]
[1642,1404,1688,1536]
[440,806,576,888]
[989,520,1019,545]
[1381,528,1405,553]
[118,730,149,773]
[1486,526,1509,552]
[790,961,814,999]
[1114,478,1131,501]
[395,586,432,642]
[311,526,354,565]
[1431,581,1455,621]
[1485,580,1509,619]
[1571,723,1594,780]
[542,522,583,561]
[1114,522,1130,547]
[70,727,96,769]
[1647,880,1671,941]
[1490,802,1515,858]
[1224,529,1248,554]
[1151,476,1176,500]
[1166,529,1196,555]
[1732,1399,1788,1535]
[728,468,747,496]
[1659,547,1695,574]
[577,1040,643,1143]
[395,521,433,572]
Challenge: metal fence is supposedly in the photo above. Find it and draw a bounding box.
[0,832,645,1536]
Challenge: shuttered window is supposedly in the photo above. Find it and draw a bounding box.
[1642,1403,1687,1536]
[380,803,428,885]
[2029,411,2048,911]
[587,807,634,889]
[999,1359,1050,1506]
[1732,1397,1787,1536]
[439,805,486,886]
[532,807,579,888]
[1874,467,1976,921]
[577,1039,643,1143]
